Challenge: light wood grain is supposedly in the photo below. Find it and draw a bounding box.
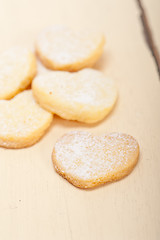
[0,0,160,239]
[143,0,160,50]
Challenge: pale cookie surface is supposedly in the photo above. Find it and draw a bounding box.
[0,46,37,100]
[0,90,53,149]
[32,68,117,123]
[52,131,139,189]
[36,25,105,71]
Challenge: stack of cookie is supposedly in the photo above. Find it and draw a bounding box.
[0,26,139,189]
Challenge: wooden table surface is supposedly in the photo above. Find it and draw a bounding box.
[143,0,160,48]
[0,0,160,239]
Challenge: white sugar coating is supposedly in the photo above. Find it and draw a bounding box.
[0,90,53,138]
[0,46,36,99]
[54,131,139,181]
[33,69,117,108]
[36,26,105,70]
[36,25,104,65]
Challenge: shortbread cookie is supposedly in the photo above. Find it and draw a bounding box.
[52,131,139,189]
[36,25,105,71]
[0,46,37,100]
[0,90,53,148]
[32,69,117,123]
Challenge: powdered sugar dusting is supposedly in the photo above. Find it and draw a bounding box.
[37,25,104,65]
[0,46,35,99]
[54,131,139,180]
[0,90,52,138]
[33,69,117,107]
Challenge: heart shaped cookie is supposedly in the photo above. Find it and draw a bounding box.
[35,25,105,71]
[0,46,37,100]
[32,68,117,123]
[0,90,53,148]
[52,131,139,189]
